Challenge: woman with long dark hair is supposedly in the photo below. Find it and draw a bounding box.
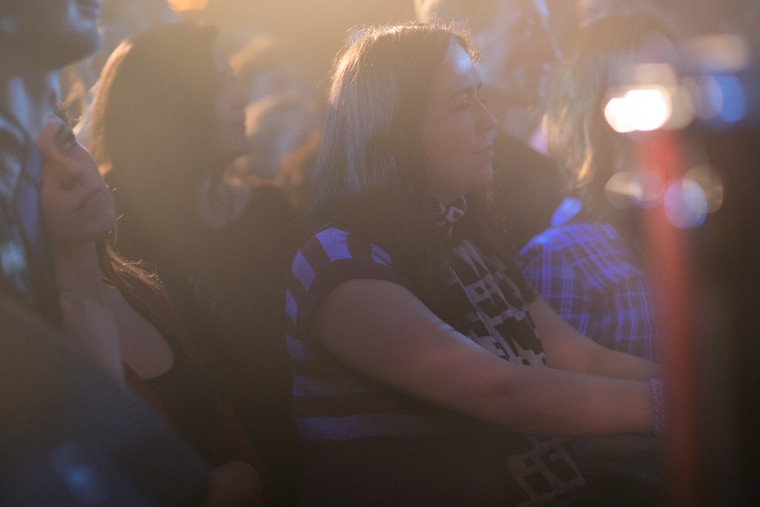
[287,22,665,505]
[88,22,302,503]
[37,109,267,506]
[521,11,676,361]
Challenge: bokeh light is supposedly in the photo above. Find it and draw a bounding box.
[604,87,673,133]
[605,170,664,209]
[714,75,746,123]
[664,178,709,229]
[684,164,724,213]
[168,0,208,12]
[681,75,723,120]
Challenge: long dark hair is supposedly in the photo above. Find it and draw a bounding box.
[88,21,226,272]
[49,102,185,343]
[544,10,676,223]
[305,22,531,312]
[97,239,192,351]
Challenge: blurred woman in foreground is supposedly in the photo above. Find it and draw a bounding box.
[38,108,267,506]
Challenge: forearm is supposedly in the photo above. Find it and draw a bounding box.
[483,364,654,437]
[320,280,656,440]
[531,296,661,381]
[595,281,659,361]
[584,345,662,381]
[381,334,656,438]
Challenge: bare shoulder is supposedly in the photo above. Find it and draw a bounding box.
[102,285,175,379]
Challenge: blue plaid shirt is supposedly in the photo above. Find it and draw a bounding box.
[519,198,658,361]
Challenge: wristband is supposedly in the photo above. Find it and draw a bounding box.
[649,378,666,435]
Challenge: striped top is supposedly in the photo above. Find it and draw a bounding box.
[286,223,585,506]
[286,227,469,441]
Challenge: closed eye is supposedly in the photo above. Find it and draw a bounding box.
[452,84,486,111]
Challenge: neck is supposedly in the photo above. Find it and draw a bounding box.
[0,47,58,136]
[52,240,108,299]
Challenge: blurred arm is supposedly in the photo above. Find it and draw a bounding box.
[317,279,654,437]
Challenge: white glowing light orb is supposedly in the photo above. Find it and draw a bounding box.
[604,87,673,133]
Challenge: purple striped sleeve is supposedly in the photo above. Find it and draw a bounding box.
[289,227,408,336]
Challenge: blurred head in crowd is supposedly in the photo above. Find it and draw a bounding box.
[229,33,323,208]
[59,0,178,131]
[543,10,675,220]
[92,0,178,80]
[230,34,318,104]
[415,0,561,122]
[90,21,248,218]
[243,94,321,181]
[0,0,102,319]
[0,0,102,73]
